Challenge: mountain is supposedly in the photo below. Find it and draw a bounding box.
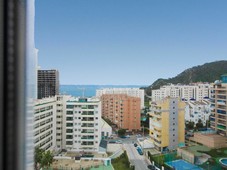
[145,60,227,96]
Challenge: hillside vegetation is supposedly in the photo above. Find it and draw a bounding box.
[145,60,227,96]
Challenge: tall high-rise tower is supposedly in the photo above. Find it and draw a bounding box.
[37,69,59,99]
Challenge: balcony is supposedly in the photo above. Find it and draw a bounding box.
[66,123,73,127]
[217,125,226,130]
[81,123,94,128]
[217,110,226,114]
[66,129,73,133]
[66,135,73,139]
[81,118,94,121]
[81,136,94,140]
[81,141,94,146]
[218,115,226,120]
[81,130,94,134]
[81,111,94,116]
[217,95,226,100]
[217,100,226,106]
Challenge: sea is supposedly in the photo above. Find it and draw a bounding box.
[60,85,147,97]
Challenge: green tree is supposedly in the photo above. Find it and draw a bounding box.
[45,150,54,167]
[196,119,204,129]
[186,121,194,130]
[34,147,54,170]
[118,129,126,137]
[35,147,45,170]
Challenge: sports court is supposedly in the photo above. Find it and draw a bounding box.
[165,159,203,170]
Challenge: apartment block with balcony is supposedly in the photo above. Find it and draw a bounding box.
[149,97,185,152]
[152,83,210,102]
[185,100,210,126]
[34,97,57,150]
[96,88,144,108]
[55,95,72,150]
[64,98,101,153]
[210,74,227,136]
[101,94,141,131]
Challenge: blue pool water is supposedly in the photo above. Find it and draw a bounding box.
[166,160,203,170]
[220,158,227,166]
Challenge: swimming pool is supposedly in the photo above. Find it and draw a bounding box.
[219,158,227,167]
[165,159,203,170]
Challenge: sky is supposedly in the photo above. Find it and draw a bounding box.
[35,0,227,85]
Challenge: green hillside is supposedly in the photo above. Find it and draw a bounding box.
[144,60,227,96]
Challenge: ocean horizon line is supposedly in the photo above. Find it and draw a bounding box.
[60,84,148,87]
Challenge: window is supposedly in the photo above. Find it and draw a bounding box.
[67,105,74,109]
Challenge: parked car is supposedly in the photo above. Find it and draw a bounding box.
[116,140,122,144]
[136,146,143,155]
[120,136,127,138]
[147,165,156,170]
[136,134,142,137]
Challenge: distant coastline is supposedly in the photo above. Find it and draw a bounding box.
[60,84,147,97]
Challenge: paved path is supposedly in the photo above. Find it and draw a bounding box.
[123,143,150,170]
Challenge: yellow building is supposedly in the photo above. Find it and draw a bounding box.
[149,97,185,152]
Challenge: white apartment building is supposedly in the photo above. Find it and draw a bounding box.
[34,97,57,151]
[96,88,144,108]
[152,83,210,102]
[34,96,111,153]
[185,100,211,126]
[55,95,72,150]
[64,97,102,152]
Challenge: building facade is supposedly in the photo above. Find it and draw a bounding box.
[96,88,144,108]
[55,95,72,150]
[64,98,102,152]
[210,74,227,136]
[152,83,210,102]
[149,97,185,151]
[185,100,210,126]
[101,94,141,131]
[38,69,59,99]
[34,97,57,150]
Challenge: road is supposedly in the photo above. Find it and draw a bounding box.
[123,143,150,170]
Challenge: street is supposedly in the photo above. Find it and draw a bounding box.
[123,143,150,170]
